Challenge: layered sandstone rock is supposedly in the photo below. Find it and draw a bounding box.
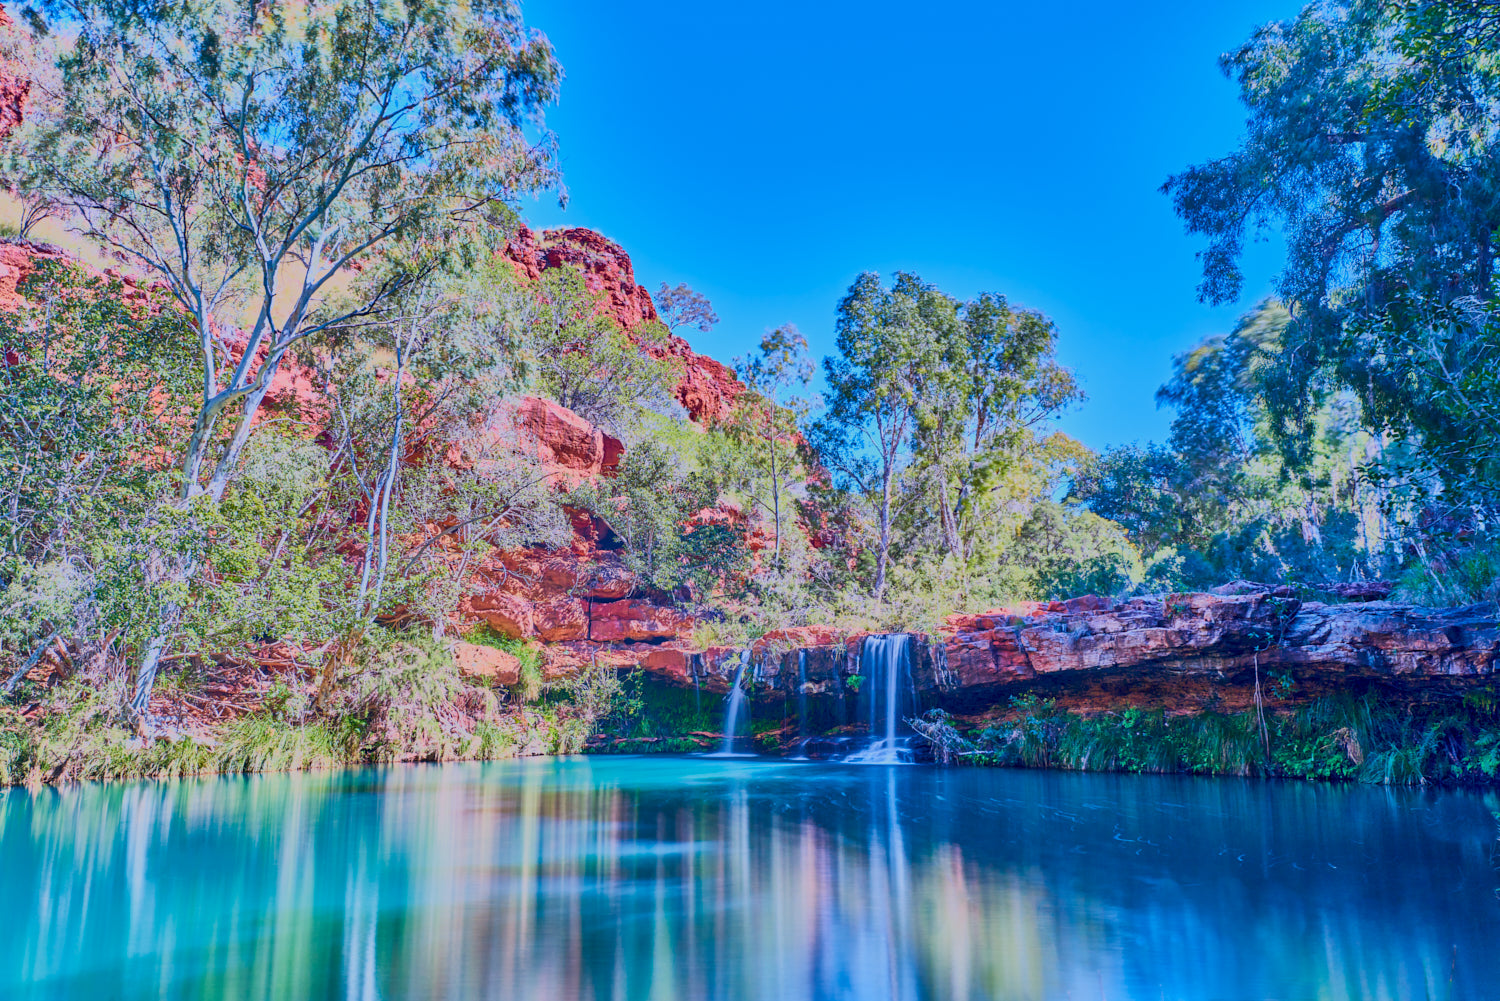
[933,588,1499,695]
[588,599,695,643]
[609,586,1500,702]
[507,395,624,481]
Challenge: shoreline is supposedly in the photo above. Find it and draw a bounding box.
[7,692,1499,790]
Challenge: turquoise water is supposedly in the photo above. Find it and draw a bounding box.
[3,758,1498,1000]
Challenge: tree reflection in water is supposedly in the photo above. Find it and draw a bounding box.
[3,758,1498,1000]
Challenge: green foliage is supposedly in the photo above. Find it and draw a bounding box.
[1,621,628,785]
[1004,502,1142,601]
[909,290,1081,569]
[11,0,562,507]
[215,713,355,775]
[968,687,1500,785]
[525,266,682,436]
[468,625,546,702]
[1394,535,1500,606]
[0,260,195,562]
[1076,301,1384,591]
[731,324,814,574]
[591,673,719,741]
[810,271,1087,610]
[573,436,747,599]
[813,272,950,599]
[1163,0,1500,583]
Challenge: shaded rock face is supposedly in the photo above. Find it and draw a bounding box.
[504,225,745,424]
[589,599,695,644]
[607,588,1500,711]
[936,591,1499,699]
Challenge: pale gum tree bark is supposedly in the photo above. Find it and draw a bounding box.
[11,0,560,729]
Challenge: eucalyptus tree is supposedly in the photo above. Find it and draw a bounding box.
[0,262,196,696]
[655,283,719,334]
[911,292,1080,564]
[733,324,814,571]
[307,251,569,702]
[526,267,681,436]
[11,0,559,502]
[814,272,947,600]
[6,0,561,726]
[1164,0,1500,506]
[1076,301,1384,589]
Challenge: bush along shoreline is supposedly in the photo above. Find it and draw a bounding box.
[6,655,1500,788]
[909,688,1500,786]
[0,628,625,788]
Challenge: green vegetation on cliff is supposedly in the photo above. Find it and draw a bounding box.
[3,0,1500,786]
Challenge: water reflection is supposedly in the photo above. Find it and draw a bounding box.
[2,759,1498,1000]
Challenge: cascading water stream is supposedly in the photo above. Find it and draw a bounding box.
[709,650,753,756]
[791,650,810,758]
[845,634,916,764]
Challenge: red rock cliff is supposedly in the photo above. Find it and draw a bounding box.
[505,225,743,423]
[0,7,29,142]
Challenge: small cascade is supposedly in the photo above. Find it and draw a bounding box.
[709,650,754,757]
[845,634,917,764]
[790,650,810,758]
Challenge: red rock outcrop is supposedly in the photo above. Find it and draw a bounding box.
[0,6,30,142]
[504,225,745,423]
[622,586,1500,703]
[506,225,660,330]
[589,599,695,643]
[655,337,741,425]
[533,596,590,642]
[452,641,521,686]
[931,586,1500,693]
[507,395,624,482]
[0,240,67,311]
[459,543,698,648]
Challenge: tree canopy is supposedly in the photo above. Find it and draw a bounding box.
[1165,0,1500,509]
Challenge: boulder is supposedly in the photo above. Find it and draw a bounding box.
[533,597,589,642]
[510,395,614,479]
[589,599,695,643]
[452,641,521,686]
[464,593,534,639]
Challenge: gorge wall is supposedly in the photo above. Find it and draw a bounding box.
[6,225,1495,722]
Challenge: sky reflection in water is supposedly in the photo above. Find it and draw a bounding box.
[3,757,1499,1000]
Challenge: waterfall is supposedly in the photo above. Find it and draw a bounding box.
[797,650,809,735]
[845,634,916,764]
[710,650,753,756]
[790,650,810,758]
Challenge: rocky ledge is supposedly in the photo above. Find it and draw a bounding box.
[570,584,1499,708]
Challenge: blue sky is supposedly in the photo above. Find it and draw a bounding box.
[516,0,1292,451]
